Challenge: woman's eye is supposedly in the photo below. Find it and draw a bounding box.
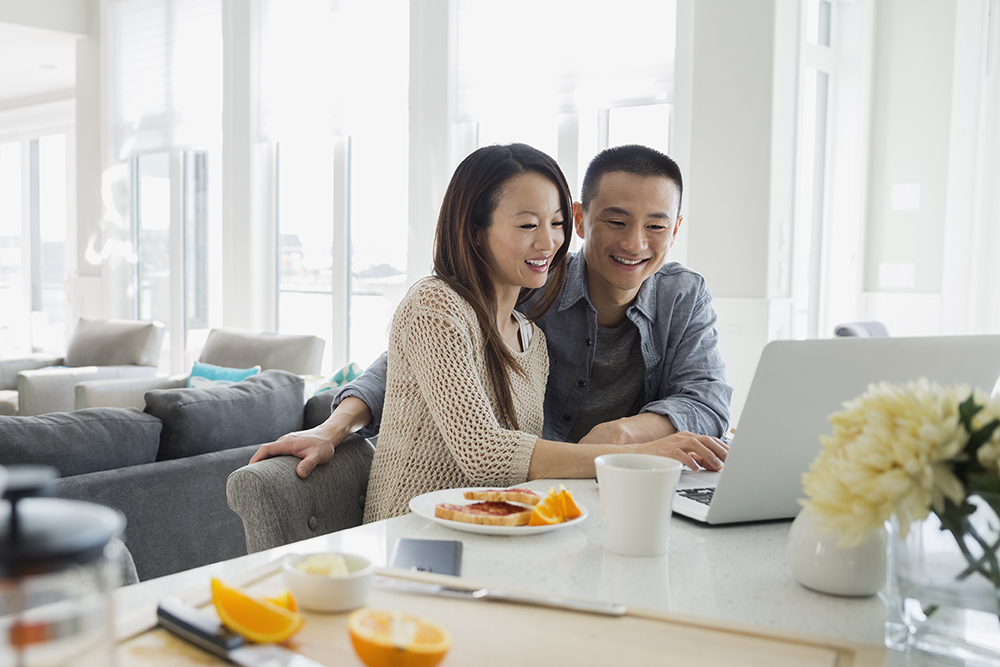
[520,224,538,230]
[553,220,565,227]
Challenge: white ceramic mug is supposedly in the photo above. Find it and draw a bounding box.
[595,453,683,556]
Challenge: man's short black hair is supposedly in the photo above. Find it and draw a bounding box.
[580,144,683,216]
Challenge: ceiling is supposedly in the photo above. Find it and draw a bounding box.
[0,21,77,105]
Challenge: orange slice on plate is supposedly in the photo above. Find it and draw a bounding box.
[211,577,304,643]
[559,483,583,520]
[529,488,564,526]
[348,608,451,667]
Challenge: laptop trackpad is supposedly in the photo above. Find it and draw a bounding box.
[677,469,722,490]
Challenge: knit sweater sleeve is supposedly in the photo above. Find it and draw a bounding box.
[398,286,537,486]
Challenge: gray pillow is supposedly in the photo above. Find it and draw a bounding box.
[0,408,162,477]
[146,370,304,461]
[65,318,164,367]
[304,392,335,430]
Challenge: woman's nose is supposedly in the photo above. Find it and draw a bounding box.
[535,226,560,250]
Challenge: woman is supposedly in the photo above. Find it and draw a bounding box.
[253,144,728,522]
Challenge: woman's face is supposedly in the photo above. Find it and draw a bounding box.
[480,171,565,298]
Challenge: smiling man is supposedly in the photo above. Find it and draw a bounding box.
[534,145,731,446]
[251,145,732,478]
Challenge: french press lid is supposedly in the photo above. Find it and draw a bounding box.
[0,465,125,577]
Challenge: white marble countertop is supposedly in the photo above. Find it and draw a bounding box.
[117,478,889,650]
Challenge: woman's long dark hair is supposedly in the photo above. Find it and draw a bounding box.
[433,143,573,430]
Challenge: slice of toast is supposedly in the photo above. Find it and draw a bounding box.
[462,488,541,506]
[435,501,533,526]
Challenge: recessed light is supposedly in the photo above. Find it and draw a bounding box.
[39,64,57,70]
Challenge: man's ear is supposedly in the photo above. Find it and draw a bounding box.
[669,215,683,247]
[573,202,586,239]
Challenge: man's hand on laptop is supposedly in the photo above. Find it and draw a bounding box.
[632,432,729,472]
[578,413,677,446]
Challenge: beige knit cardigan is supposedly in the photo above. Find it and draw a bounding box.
[363,278,548,522]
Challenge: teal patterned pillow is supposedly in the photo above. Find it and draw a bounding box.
[187,361,260,388]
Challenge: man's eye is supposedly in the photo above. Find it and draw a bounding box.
[648,224,667,231]
[607,220,626,227]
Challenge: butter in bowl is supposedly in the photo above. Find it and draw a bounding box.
[283,552,375,612]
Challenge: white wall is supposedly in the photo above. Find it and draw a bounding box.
[678,0,799,426]
[0,0,90,36]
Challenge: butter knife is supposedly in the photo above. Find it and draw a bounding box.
[157,597,326,667]
[375,577,627,616]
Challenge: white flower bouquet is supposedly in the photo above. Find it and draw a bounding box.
[801,378,1000,591]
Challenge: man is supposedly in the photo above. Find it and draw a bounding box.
[251,144,732,477]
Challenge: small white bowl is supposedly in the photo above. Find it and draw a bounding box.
[282,552,375,612]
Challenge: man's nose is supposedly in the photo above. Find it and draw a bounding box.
[619,225,646,253]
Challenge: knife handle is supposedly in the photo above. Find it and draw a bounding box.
[157,596,245,659]
[475,588,627,616]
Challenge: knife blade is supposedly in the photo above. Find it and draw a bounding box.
[375,577,627,616]
[156,597,326,667]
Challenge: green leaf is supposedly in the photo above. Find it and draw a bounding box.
[959,394,983,431]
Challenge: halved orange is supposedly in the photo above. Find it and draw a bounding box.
[211,577,304,643]
[265,590,299,613]
[348,608,451,667]
[558,483,583,520]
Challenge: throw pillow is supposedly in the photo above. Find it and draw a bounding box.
[146,369,305,461]
[187,361,261,388]
[64,317,164,367]
[0,408,162,477]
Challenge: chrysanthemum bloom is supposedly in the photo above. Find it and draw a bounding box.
[801,379,968,546]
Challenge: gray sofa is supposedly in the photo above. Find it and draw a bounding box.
[0,370,374,581]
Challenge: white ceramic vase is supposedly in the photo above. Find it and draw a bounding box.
[786,508,887,597]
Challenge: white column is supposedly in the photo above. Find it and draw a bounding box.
[407,0,457,286]
[222,0,272,330]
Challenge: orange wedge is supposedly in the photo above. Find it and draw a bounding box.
[559,483,583,520]
[211,578,304,643]
[265,590,299,613]
[348,608,451,667]
[529,487,564,526]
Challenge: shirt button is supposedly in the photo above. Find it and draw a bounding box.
[585,338,593,346]
[562,414,572,422]
[578,380,587,387]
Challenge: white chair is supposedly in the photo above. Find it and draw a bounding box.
[74,328,326,410]
[0,318,165,416]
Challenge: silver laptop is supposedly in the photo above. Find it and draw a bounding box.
[673,335,1000,524]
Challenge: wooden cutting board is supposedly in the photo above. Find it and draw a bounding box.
[114,565,886,667]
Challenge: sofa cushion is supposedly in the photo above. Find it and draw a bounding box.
[0,408,161,477]
[65,318,164,367]
[304,392,335,430]
[146,369,305,461]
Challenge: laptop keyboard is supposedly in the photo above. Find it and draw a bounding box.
[678,487,715,506]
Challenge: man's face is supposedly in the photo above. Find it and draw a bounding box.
[575,171,682,303]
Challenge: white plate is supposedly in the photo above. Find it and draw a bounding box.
[408,487,588,536]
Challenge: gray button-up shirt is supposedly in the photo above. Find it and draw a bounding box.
[333,252,732,441]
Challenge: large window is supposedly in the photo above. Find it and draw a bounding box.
[112,0,222,371]
[263,0,409,372]
[457,0,675,196]
[0,131,71,356]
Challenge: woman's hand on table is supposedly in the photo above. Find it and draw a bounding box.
[633,432,729,471]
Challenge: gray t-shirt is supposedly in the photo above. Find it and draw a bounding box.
[565,320,645,443]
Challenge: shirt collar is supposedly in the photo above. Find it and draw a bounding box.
[557,252,592,312]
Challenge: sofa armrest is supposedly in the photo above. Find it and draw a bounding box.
[18,365,159,416]
[0,355,64,390]
[75,375,187,410]
[57,443,261,581]
[226,435,375,553]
